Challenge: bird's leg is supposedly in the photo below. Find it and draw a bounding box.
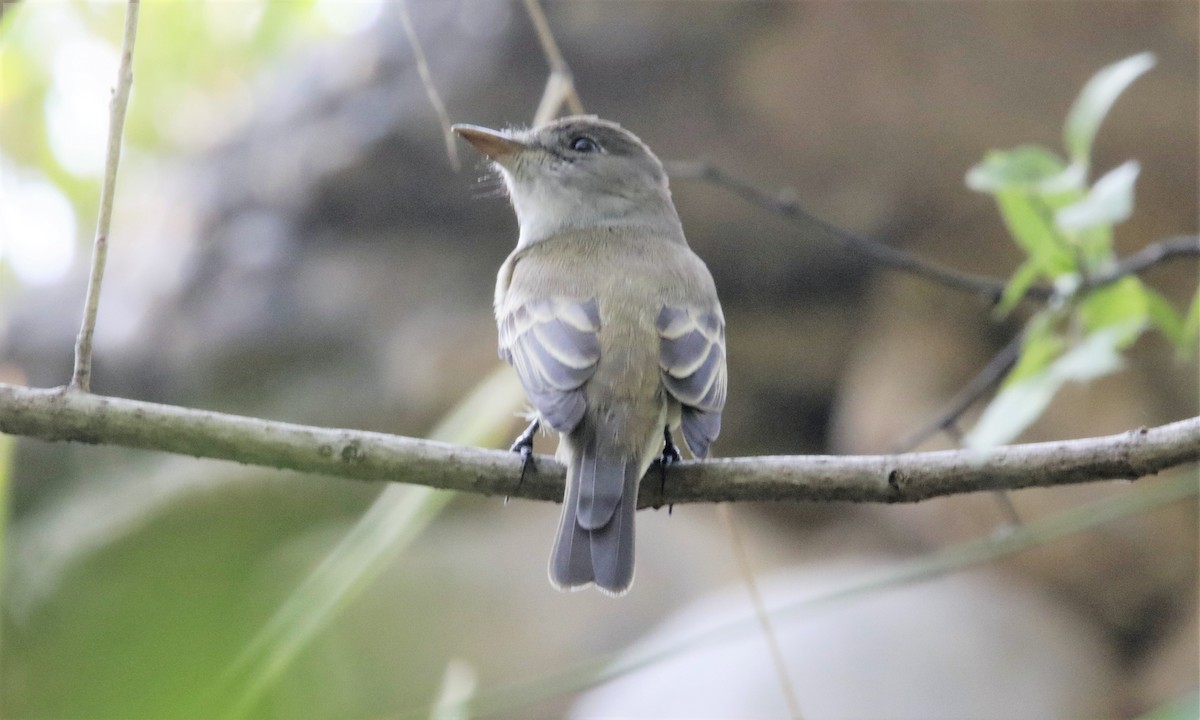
[508,418,540,497]
[659,426,682,512]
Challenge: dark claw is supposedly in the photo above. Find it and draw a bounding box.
[507,418,539,500]
[658,426,682,513]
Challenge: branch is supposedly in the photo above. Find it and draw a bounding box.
[666,160,1025,304]
[1089,234,1200,288]
[1,383,1196,505]
[398,0,459,171]
[522,0,585,125]
[892,330,1025,453]
[667,162,1199,305]
[71,0,140,392]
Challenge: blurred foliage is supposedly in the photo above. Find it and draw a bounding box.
[1139,691,1200,720]
[0,432,10,612]
[0,7,1195,718]
[964,53,1198,449]
[213,367,523,719]
[447,472,1200,718]
[0,0,365,288]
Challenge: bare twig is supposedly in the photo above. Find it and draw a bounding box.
[666,161,1026,305]
[70,0,140,392]
[1088,234,1200,288]
[893,331,1025,453]
[889,329,1029,524]
[718,505,804,719]
[1,383,1196,505]
[668,163,1200,306]
[522,0,585,125]
[398,0,459,171]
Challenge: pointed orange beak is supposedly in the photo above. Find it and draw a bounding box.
[452,124,526,163]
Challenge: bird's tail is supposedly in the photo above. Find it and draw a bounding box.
[550,434,643,595]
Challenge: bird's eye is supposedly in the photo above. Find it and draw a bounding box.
[569,136,600,153]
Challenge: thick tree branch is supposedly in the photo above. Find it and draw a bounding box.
[2,383,1196,506]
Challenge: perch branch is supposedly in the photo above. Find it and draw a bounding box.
[1,383,1196,506]
[70,0,140,392]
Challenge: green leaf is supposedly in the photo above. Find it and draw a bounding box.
[966,369,1065,450]
[1078,275,1149,348]
[1142,286,1186,348]
[1064,52,1156,165]
[1006,312,1066,384]
[995,189,1077,276]
[1056,160,1140,231]
[994,259,1044,318]
[213,366,529,719]
[966,145,1080,193]
[966,323,1133,449]
[1178,287,1200,359]
[1055,322,1139,379]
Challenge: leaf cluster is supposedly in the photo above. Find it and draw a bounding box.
[964,53,1198,448]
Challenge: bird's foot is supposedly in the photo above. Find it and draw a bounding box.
[658,426,682,513]
[506,418,539,500]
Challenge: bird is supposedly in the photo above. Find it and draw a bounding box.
[453,116,726,595]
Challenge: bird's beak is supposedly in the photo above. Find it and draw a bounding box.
[452,124,527,166]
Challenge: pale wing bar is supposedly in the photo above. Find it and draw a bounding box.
[657,306,727,458]
[499,297,602,433]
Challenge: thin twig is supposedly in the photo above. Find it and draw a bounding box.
[892,330,1029,525]
[70,0,140,392]
[718,505,804,719]
[893,331,1025,453]
[1088,234,1200,288]
[398,0,459,171]
[667,163,1200,306]
[1,383,1196,505]
[522,0,585,125]
[666,161,1026,305]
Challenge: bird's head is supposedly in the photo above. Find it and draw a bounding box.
[453,116,680,246]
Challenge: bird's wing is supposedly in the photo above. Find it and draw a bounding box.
[498,296,602,434]
[657,305,727,458]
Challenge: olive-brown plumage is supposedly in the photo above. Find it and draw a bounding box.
[454,117,726,595]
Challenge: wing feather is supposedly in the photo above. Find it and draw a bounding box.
[657,305,727,458]
[499,297,601,433]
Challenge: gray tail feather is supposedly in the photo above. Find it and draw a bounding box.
[549,438,640,595]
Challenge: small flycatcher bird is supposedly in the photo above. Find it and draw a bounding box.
[453,116,727,595]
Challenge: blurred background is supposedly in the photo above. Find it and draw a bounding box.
[0,1,1196,718]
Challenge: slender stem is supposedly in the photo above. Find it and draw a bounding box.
[398,0,459,170]
[668,162,1199,306]
[718,505,805,719]
[522,0,585,125]
[892,331,1025,453]
[666,161,1025,304]
[1088,234,1200,288]
[70,0,141,392]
